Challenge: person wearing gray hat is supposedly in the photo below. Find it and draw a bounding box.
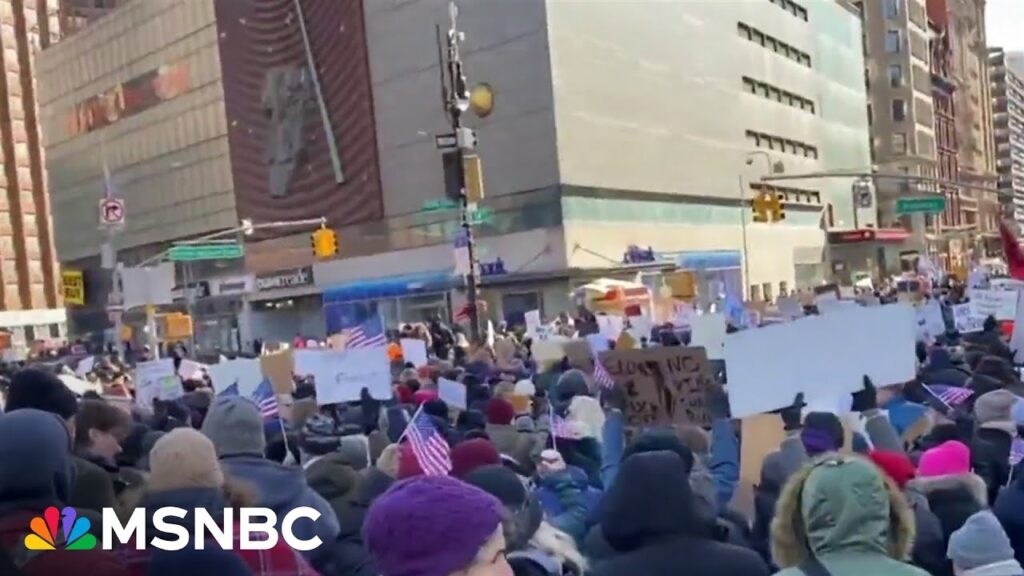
[948,511,1023,576]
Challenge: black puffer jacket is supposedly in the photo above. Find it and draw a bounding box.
[316,466,393,576]
[589,451,768,576]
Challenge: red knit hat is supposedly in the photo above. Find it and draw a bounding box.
[450,439,501,478]
[397,442,424,479]
[869,450,916,489]
[413,389,439,406]
[394,385,414,405]
[485,398,515,425]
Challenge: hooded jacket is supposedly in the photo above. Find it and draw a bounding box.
[220,455,339,566]
[590,451,768,576]
[907,472,988,548]
[318,466,393,576]
[994,466,1024,567]
[771,455,929,576]
[0,410,125,575]
[304,452,359,522]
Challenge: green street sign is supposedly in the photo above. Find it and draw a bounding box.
[168,243,245,261]
[423,199,459,212]
[895,196,945,215]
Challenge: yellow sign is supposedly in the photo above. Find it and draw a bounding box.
[163,313,194,340]
[62,271,85,306]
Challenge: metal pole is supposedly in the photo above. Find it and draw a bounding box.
[292,0,344,184]
[145,304,159,359]
[737,175,751,300]
[445,3,481,343]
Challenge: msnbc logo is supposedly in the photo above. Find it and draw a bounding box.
[25,507,96,550]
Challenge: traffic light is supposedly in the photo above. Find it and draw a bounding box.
[752,191,771,223]
[770,192,786,222]
[312,227,338,259]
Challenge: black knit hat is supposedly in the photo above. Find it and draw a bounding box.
[300,414,341,456]
[6,369,78,421]
[463,464,543,550]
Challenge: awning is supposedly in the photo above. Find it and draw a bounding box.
[323,270,460,304]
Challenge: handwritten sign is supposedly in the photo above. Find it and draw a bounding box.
[598,346,712,427]
[968,289,1019,321]
[134,359,182,409]
[952,303,984,334]
[294,348,392,404]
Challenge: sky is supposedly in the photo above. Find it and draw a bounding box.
[987,0,1024,52]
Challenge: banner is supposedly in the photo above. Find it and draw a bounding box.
[598,346,713,427]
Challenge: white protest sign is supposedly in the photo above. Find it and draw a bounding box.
[525,310,542,335]
[400,338,429,367]
[724,304,916,418]
[586,333,610,354]
[1011,294,1024,363]
[487,320,495,348]
[75,356,96,378]
[627,315,654,343]
[134,359,183,408]
[952,302,984,333]
[177,359,205,381]
[969,289,1019,321]
[207,357,264,397]
[295,348,392,404]
[817,299,858,315]
[776,297,803,320]
[690,313,727,360]
[915,300,946,342]
[673,302,697,329]
[597,315,624,342]
[438,377,467,410]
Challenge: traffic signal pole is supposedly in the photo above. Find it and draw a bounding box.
[443,2,482,344]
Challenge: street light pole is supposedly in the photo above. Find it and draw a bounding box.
[442,2,482,344]
[741,152,782,299]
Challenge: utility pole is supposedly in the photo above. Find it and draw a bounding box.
[442,1,482,343]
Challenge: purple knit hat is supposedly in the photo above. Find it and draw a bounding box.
[363,475,503,576]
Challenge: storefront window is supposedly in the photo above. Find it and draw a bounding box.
[398,294,450,325]
[501,292,541,328]
[749,284,762,301]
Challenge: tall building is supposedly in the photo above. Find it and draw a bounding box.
[38,0,873,346]
[947,0,1000,256]
[0,0,67,354]
[990,48,1024,226]
[857,0,938,269]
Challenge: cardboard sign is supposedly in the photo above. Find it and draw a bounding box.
[968,289,1020,322]
[438,377,467,410]
[260,350,296,395]
[134,359,183,409]
[598,346,713,427]
[295,348,392,404]
[208,357,264,397]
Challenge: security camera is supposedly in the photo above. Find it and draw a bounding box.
[745,158,754,166]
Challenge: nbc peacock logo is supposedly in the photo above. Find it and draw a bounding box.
[24,507,96,551]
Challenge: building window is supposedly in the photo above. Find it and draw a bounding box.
[886,30,902,53]
[893,132,908,154]
[762,283,775,302]
[737,22,812,68]
[749,284,762,301]
[779,281,789,297]
[892,99,907,121]
[884,0,901,18]
[888,64,903,87]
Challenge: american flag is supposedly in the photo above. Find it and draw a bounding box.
[340,314,388,349]
[405,408,451,476]
[593,356,615,389]
[925,384,974,407]
[1012,439,1024,467]
[250,378,279,420]
[218,381,239,398]
[551,414,573,439]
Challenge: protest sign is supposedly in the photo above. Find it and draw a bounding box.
[400,338,429,367]
[586,333,610,354]
[915,300,946,342]
[598,346,713,427]
[723,304,916,418]
[177,359,205,381]
[208,358,264,397]
[75,356,95,378]
[260,350,296,395]
[134,359,183,409]
[295,348,392,404]
[673,302,697,329]
[690,313,726,359]
[1011,299,1024,363]
[525,309,542,335]
[952,303,984,334]
[775,297,803,320]
[969,289,1020,321]
[627,315,654,342]
[816,299,857,315]
[438,378,467,410]
[597,315,624,342]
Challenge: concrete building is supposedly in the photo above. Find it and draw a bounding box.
[0,0,68,355]
[990,48,1024,226]
[39,0,874,347]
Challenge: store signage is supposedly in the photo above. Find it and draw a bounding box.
[65,62,190,137]
[212,275,254,297]
[62,271,85,306]
[170,282,210,302]
[622,245,656,264]
[255,267,314,292]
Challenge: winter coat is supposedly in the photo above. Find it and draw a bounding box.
[534,466,602,537]
[907,473,988,547]
[753,435,807,562]
[318,466,394,576]
[994,466,1024,567]
[304,452,359,522]
[69,454,118,514]
[0,510,127,576]
[771,454,930,576]
[220,455,339,566]
[905,490,950,576]
[972,426,1014,505]
[556,437,603,488]
[487,423,542,472]
[590,451,768,576]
